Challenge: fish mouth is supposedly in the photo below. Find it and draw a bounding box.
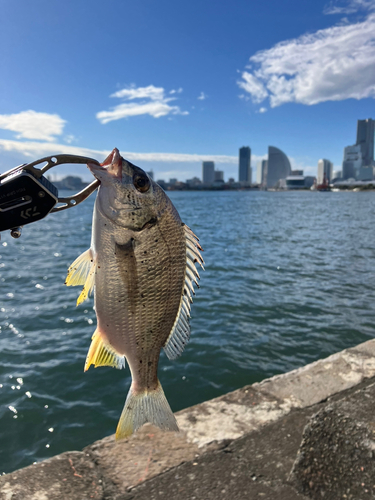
[88,148,123,181]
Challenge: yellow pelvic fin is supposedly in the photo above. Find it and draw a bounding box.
[84,329,125,372]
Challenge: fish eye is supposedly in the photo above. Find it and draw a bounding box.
[133,173,150,193]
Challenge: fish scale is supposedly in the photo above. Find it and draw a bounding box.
[65,148,203,439]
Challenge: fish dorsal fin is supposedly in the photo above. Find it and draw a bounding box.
[85,329,125,371]
[163,224,204,360]
[65,249,97,306]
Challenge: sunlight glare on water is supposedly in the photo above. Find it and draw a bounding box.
[0,189,375,473]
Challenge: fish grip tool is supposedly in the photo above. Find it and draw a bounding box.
[0,154,100,237]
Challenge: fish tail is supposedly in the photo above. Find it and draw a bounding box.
[115,380,179,439]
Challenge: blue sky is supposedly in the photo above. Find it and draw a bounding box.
[1,0,374,182]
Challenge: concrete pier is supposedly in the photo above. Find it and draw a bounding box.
[2,339,375,499]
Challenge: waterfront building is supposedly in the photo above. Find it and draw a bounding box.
[285,170,315,190]
[342,145,362,180]
[239,147,251,184]
[317,159,333,184]
[341,118,375,180]
[214,170,224,182]
[169,178,177,185]
[146,170,154,180]
[286,175,305,190]
[156,179,167,190]
[256,159,268,185]
[202,161,215,185]
[186,177,202,187]
[356,118,375,167]
[332,170,342,181]
[266,146,291,188]
[358,166,375,181]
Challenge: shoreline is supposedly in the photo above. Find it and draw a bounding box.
[2,338,375,499]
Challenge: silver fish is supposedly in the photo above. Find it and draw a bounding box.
[65,148,203,439]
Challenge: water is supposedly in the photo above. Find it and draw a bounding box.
[1,190,375,474]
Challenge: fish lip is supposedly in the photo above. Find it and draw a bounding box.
[87,148,123,181]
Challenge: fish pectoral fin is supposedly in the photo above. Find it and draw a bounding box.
[66,248,97,305]
[66,249,93,287]
[85,329,125,372]
[76,261,97,306]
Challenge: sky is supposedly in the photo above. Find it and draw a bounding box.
[1,0,375,183]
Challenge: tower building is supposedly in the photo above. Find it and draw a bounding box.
[356,119,375,167]
[317,159,333,184]
[202,161,215,185]
[266,146,291,188]
[239,147,251,184]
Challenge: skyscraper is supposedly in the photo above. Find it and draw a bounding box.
[342,119,375,180]
[317,159,333,184]
[202,161,215,185]
[256,159,268,185]
[266,146,291,188]
[356,119,375,167]
[239,147,251,184]
[342,145,362,180]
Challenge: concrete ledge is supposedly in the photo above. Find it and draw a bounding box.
[176,338,375,446]
[2,338,375,499]
[290,381,375,499]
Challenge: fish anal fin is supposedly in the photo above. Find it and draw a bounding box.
[85,329,125,372]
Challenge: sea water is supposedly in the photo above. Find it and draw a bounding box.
[0,190,374,473]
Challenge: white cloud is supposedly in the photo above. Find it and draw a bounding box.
[64,134,77,144]
[238,72,268,103]
[97,84,188,124]
[0,139,268,182]
[0,138,238,164]
[259,107,267,113]
[324,0,375,15]
[198,92,207,100]
[110,85,164,101]
[237,13,375,107]
[0,110,66,141]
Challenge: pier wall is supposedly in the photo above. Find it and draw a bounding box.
[2,339,375,499]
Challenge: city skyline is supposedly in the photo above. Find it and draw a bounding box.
[1,1,375,183]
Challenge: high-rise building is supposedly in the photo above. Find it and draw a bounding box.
[256,159,268,185]
[266,146,291,188]
[202,161,215,185]
[356,119,375,167]
[239,147,251,184]
[342,119,375,180]
[342,145,362,180]
[332,170,342,181]
[317,159,333,184]
[146,170,154,180]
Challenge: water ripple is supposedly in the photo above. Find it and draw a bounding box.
[0,190,374,472]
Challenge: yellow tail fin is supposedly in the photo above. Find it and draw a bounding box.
[116,380,179,439]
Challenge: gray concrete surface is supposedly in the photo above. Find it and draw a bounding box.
[2,338,375,499]
[290,381,375,500]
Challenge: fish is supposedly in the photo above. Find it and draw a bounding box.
[65,148,203,439]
